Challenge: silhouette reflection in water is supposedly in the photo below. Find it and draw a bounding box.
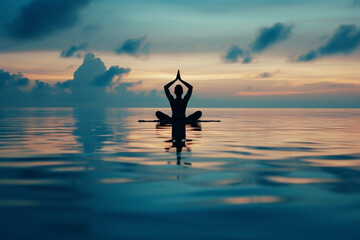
[157,122,201,165]
[73,108,110,154]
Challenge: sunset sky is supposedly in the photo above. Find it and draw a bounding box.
[1,0,360,107]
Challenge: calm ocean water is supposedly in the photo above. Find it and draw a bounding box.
[1,108,360,240]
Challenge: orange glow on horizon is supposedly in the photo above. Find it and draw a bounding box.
[236,88,358,96]
[1,51,360,98]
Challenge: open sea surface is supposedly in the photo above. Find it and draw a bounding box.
[1,108,360,240]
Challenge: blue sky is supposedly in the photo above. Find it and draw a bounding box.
[0,0,360,107]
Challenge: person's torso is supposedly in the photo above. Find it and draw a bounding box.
[170,98,188,119]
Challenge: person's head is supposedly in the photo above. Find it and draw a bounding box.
[174,84,183,97]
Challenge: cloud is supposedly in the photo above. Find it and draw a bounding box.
[252,23,293,53]
[297,50,318,62]
[1,65,360,108]
[257,70,280,78]
[354,0,360,7]
[32,79,53,95]
[223,45,252,63]
[60,43,89,58]
[223,22,292,64]
[6,0,91,40]
[0,70,30,89]
[94,66,130,87]
[55,79,72,89]
[258,72,272,78]
[318,25,360,54]
[297,24,360,62]
[62,52,131,99]
[115,36,149,57]
[0,53,165,107]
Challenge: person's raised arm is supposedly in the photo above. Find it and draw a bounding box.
[164,79,177,101]
[179,78,193,101]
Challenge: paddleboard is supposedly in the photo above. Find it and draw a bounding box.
[138,120,221,123]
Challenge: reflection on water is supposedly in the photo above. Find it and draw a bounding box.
[73,108,110,154]
[157,121,201,165]
[1,108,360,240]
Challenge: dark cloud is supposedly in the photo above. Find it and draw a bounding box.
[7,0,91,40]
[354,0,360,7]
[223,22,292,64]
[55,79,72,89]
[62,52,131,98]
[319,25,360,54]
[297,24,360,62]
[32,79,53,95]
[60,43,89,58]
[0,69,72,106]
[0,70,30,89]
[115,36,149,57]
[297,50,318,62]
[252,23,293,53]
[94,66,130,87]
[224,45,252,63]
[71,52,106,88]
[1,65,360,108]
[0,53,164,107]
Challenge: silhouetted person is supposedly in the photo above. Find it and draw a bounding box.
[156,70,202,121]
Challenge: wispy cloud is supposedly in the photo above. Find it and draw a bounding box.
[223,22,293,64]
[60,43,89,58]
[94,66,130,87]
[115,36,149,57]
[297,24,360,62]
[252,23,293,53]
[223,45,252,63]
[257,70,280,78]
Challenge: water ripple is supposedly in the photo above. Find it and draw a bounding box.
[1,108,360,239]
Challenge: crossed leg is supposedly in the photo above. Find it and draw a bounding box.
[156,110,202,121]
[186,111,202,121]
[156,111,172,121]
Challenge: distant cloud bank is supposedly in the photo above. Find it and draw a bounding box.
[0,52,163,107]
[0,70,30,89]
